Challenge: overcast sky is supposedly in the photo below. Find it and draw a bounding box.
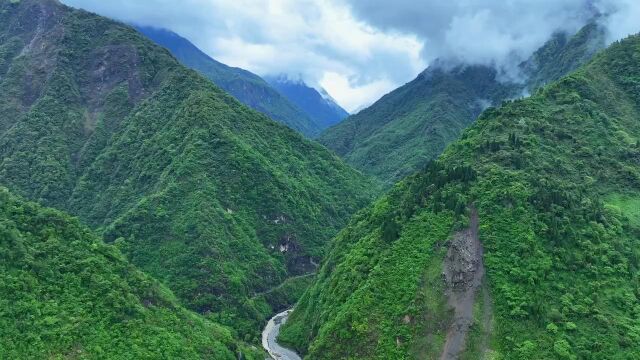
[61,0,640,113]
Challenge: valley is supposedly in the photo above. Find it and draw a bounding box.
[1,0,640,359]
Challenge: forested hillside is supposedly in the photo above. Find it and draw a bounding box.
[319,23,605,186]
[135,26,323,137]
[0,187,262,359]
[0,0,377,341]
[281,33,640,359]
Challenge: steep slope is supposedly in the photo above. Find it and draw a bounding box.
[281,34,640,359]
[0,187,262,359]
[135,26,321,137]
[265,75,349,130]
[0,0,377,341]
[320,23,606,186]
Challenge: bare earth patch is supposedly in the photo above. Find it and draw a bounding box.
[440,208,490,359]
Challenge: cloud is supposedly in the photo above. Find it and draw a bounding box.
[342,0,640,78]
[319,71,397,113]
[594,0,640,43]
[61,0,425,112]
[60,0,640,112]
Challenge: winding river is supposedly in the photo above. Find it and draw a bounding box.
[262,309,302,360]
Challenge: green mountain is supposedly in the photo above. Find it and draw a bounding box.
[135,26,322,137]
[281,33,640,359]
[319,23,606,186]
[0,0,376,341]
[0,187,262,359]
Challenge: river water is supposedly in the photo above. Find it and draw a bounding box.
[261,309,302,360]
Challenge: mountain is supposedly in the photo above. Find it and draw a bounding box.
[319,23,606,186]
[265,75,349,130]
[135,26,322,137]
[0,187,262,359]
[0,0,377,342]
[280,33,640,359]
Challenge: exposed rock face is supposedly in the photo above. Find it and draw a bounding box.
[441,208,485,360]
[278,234,319,275]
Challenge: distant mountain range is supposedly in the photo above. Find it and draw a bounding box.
[136,26,348,137]
[319,22,606,186]
[265,75,349,130]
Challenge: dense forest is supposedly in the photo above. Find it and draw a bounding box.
[0,0,377,345]
[0,187,263,359]
[319,23,605,186]
[281,33,640,359]
[2,0,640,359]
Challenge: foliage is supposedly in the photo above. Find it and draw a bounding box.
[319,23,605,187]
[0,187,263,359]
[283,33,640,359]
[0,0,378,342]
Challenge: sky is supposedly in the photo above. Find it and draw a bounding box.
[61,0,640,113]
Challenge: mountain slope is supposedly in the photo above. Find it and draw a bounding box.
[281,33,640,359]
[0,0,377,341]
[265,75,349,130]
[319,23,606,186]
[135,26,322,137]
[0,187,262,359]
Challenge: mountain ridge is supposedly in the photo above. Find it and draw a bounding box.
[0,0,377,342]
[135,25,325,137]
[0,186,263,359]
[265,74,349,131]
[281,31,640,359]
[319,22,606,186]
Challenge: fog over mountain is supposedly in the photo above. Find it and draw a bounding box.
[343,0,640,80]
[61,0,640,112]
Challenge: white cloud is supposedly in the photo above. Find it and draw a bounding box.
[61,0,425,112]
[60,0,640,112]
[594,0,640,43]
[319,72,397,113]
[343,0,599,77]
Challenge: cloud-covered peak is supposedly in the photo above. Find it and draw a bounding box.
[61,0,640,112]
[342,0,635,80]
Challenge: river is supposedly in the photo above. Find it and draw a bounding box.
[261,309,302,360]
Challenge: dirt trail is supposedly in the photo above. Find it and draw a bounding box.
[440,208,487,360]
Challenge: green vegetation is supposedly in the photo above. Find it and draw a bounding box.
[0,0,377,343]
[282,33,640,359]
[319,23,605,186]
[605,193,640,228]
[0,187,263,359]
[136,26,323,137]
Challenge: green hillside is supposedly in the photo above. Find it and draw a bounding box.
[0,0,377,341]
[0,187,263,359]
[319,23,605,186]
[281,33,640,359]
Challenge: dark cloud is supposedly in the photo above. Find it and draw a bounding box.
[343,0,640,79]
